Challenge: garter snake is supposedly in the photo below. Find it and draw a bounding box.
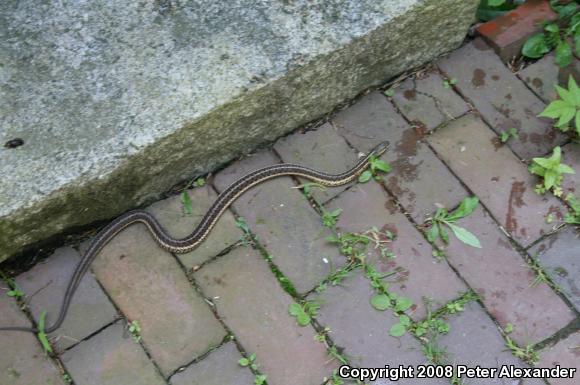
[0,140,389,334]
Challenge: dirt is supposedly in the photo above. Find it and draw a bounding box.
[403,89,417,101]
[472,68,486,87]
[505,181,526,235]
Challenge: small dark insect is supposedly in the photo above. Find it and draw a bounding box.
[4,138,24,149]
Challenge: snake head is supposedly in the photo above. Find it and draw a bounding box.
[371,141,390,157]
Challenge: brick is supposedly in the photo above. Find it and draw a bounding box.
[324,181,467,320]
[61,322,165,385]
[519,53,580,104]
[310,271,449,385]
[274,123,359,204]
[561,142,580,196]
[529,226,580,312]
[391,70,469,131]
[145,185,241,268]
[332,91,409,153]
[333,91,469,223]
[88,224,227,376]
[15,247,117,352]
[429,114,566,247]
[170,342,254,385]
[437,39,565,160]
[0,295,66,385]
[476,0,558,62]
[439,302,545,385]
[213,150,342,294]
[441,204,575,345]
[538,331,580,385]
[194,246,335,385]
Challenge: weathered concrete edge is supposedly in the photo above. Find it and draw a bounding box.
[0,0,478,263]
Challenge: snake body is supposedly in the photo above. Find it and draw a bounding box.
[0,141,389,334]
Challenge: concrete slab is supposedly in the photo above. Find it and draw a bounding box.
[0,0,479,263]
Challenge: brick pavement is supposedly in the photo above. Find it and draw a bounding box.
[1,36,579,385]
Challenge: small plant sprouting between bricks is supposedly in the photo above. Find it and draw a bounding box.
[326,227,395,265]
[321,207,342,229]
[235,216,255,246]
[288,301,320,326]
[38,311,53,355]
[505,336,539,365]
[538,76,580,136]
[62,373,73,384]
[499,128,518,143]
[180,177,205,215]
[0,271,25,299]
[358,154,391,183]
[366,265,414,337]
[239,353,267,385]
[442,78,458,89]
[564,193,580,224]
[426,197,482,249]
[522,4,580,68]
[239,353,258,371]
[529,146,575,197]
[128,320,141,342]
[181,190,193,215]
[315,262,360,293]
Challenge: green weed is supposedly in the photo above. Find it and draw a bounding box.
[529,146,575,197]
[538,76,580,136]
[426,197,481,248]
[358,155,391,183]
[564,193,580,224]
[505,336,539,365]
[288,301,320,326]
[522,6,580,68]
[499,128,518,143]
[38,311,53,355]
[128,320,142,342]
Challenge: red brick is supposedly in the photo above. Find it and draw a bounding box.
[145,185,241,268]
[561,142,580,197]
[529,226,580,312]
[0,295,66,385]
[87,224,227,376]
[194,246,335,385]
[439,303,546,385]
[437,40,565,160]
[537,331,580,385]
[391,70,469,131]
[170,342,255,385]
[428,114,566,247]
[442,205,575,345]
[519,53,580,104]
[476,0,558,62]
[274,123,359,204]
[333,91,469,223]
[213,150,342,294]
[16,247,117,352]
[310,272,449,385]
[61,322,166,385]
[325,181,467,320]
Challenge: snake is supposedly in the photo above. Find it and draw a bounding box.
[0,141,389,334]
